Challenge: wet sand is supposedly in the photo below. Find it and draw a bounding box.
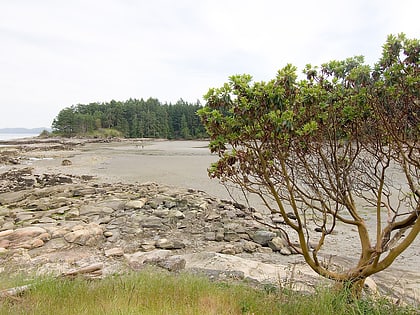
[29,139,262,206]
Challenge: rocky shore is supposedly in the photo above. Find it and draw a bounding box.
[0,137,419,305]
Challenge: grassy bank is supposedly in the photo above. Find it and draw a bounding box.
[0,269,417,315]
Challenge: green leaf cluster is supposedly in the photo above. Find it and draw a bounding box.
[198,33,419,180]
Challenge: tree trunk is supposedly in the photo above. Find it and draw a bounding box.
[334,278,366,301]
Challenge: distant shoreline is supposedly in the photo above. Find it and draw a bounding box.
[0,133,40,141]
[0,127,49,134]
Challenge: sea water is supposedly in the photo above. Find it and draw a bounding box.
[0,133,39,141]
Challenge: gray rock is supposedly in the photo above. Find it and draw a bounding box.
[204,231,216,241]
[72,187,96,197]
[219,244,243,255]
[124,249,172,269]
[65,208,80,219]
[0,207,11,216]
[147,200,160,209]
[251,230,277,245]
[252,212,264,220]
[280,247,292,255]
[271,215,285,224]
[1,221,15,231]
[145,255,186,272]
[37,217,58,224]
[105,247,124,257]
[224,231,240,242]
[140,240,157,251]
[15,212,35,223]
[215,230,224,242]
[125,198,147,209]
[267,236,288,251]
[108,217,126,226]
[153,209,170,218]
[141,216,163,228]
[103,231,113,237]
[155,238,185,249]
[164,200,177,209]
[79,205,114,216]
[256,247,273,253]
[92,215,112,225]
[61,159,72,166]
[242,241,260,253]
[168,210,185,219]
[205,211,221,221]
[54,175,73,184]
[104,230,120,243]
[97,199,126,211]
[0,190,30,204]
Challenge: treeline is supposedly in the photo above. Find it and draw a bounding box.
[52,98,207,139]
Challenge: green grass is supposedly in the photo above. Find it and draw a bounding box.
[0,269,418,315]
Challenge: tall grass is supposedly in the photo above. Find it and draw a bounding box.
[0,268,418,315]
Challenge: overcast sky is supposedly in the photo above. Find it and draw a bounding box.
[1,0,419,128]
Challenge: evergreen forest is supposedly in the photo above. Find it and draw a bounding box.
[52,98,206,139]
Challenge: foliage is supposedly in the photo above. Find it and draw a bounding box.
[198,33,419,297]
[38,129,52,138]
[0,270,417,314]
[52,98,207,139]
[90,128,123,138]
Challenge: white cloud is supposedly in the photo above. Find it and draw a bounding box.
[0,0,419,128]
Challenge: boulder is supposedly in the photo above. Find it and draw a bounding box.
[251,230,277,246]
[124,249,172,269]
[64,223,104,246]
[155,238,185,250]
[140,216,163,228]
[6,227,48,242]
[97,199,126,211]
[242,241,260,253]
[267,236,288,251]
[79,205,114,216]
[0,226,50,250]
[61,159,72,166]
[168,210,185,219]
[0,190,30,205]
[125,198,147,209]
[72,187,96,197]
[223,231,240,242]
[144,255,186,272]
[181,252,292,284]
[105,247,124,257]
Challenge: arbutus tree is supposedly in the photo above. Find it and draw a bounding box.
[198,34,419,298]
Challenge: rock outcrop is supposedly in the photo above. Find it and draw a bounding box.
[0,167,303,284]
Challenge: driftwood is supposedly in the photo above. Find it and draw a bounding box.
[0,263,104,299]
[0,284,32,298]
[61,263,103,279]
